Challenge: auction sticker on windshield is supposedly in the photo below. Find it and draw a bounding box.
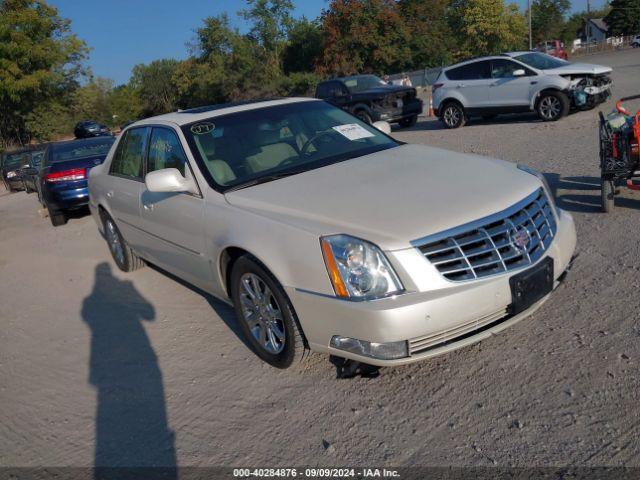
[332,123,375,141]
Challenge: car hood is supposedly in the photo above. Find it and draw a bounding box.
[224,144,542,251]
[543,62,612,75]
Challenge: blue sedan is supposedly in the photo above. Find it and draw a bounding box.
[38,137,115,226]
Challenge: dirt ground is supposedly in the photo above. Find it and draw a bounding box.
[1,49,640,470]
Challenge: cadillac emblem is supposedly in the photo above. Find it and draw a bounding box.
[510,227,530,251]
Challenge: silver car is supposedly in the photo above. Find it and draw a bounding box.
[88,98,576,369]
[433,52,612,128]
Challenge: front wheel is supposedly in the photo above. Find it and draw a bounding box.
[536,91,569,121]
[440,102,466,129]
[601,178,615,213]
[230,255,307,369]
[355,110,372,124]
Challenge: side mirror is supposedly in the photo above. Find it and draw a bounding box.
[145,168,197,194]
[513,69,526,77]
[372,121,392,134]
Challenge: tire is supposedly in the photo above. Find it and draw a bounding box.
[48,207,67,227]
[354,110,372,124]
[601,178,615,213]
[101,212,145,272]
[440,102,466,129]
[230,255,307,369]
[536,91,570,122]
[398,115,417,128]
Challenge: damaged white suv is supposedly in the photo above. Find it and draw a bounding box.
[433,52,612,128]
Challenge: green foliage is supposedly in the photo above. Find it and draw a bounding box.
[400,0,455,68]
[282,17,323,73]
[130,59,180,116]
[530,0,571,42]
[605,0,640,36]
[317,0,413,76]
[450,0,528,58]
[0,0,88,147]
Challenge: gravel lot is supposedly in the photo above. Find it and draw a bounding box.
[1,49,640,470]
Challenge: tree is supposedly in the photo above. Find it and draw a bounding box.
[317,0,412,76]
[130,59,180,116]
[530,0,571,42]
[605,0,640,36]
[449,0,527,58]
[282,17,323,74]
[399,0,456,68]
[0,0,88,147]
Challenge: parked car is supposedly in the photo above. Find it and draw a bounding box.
[20,149,46,194]
[315,74,423,127]
[631,35,640,48]
[88,98,576,370]
[39,137,115,226]
[432,52,612,128]
[1,148,31,192]
[536,40,568,60]
[74,121,111,139]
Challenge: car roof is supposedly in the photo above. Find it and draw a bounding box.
[131,97,319,128]
[50,136,114,150]
[442,55,506,70]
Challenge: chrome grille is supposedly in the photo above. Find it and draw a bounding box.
[415,189,557,282]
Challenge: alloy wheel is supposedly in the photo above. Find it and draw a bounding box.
[239,273,286,354]
[105,219,125,266]
[539,96,561,120]
[443,106,461,127]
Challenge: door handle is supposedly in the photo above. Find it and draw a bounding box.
[456,83,465,88]
[143,203,154,211]
[106,191,113,198]
[531,81,538,85]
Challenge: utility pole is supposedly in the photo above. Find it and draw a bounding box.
[528,0,532,50]
[586,0,591,52]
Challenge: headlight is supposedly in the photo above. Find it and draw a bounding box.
[6,171,16,178]
[320,234,404,300]
[517,164,559,214]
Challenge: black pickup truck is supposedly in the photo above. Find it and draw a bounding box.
[315,74,423,128]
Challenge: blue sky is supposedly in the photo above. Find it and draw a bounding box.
[51,0,602,85]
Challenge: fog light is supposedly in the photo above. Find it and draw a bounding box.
[330,335,408,360]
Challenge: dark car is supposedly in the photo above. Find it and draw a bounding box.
[1,148,31,192]
[38,137,115,226]
[20,149,46,194]
[74,120,112,139]
[315,74,423,127]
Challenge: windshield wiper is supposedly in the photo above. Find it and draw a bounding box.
[224,169,308,193]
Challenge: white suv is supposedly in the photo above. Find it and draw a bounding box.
[432,52,612,128]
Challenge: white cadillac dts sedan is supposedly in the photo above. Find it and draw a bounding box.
[88,98,576,369]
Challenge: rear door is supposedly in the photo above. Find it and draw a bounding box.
[103,127,148,249]
[137,126,212,289]
[488,59,536,107]
[444,60,492,108]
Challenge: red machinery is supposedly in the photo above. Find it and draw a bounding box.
[599,94,640,212]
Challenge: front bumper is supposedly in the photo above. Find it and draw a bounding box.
[288,208,577,367]
[374,100,423,123]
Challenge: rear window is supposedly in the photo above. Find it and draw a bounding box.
[445,61,491,81]
[51,139,114,163]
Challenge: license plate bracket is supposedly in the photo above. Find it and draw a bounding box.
[509,257,554,315]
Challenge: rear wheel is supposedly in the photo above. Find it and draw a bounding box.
[398,115,417,128]
[601,178,615,213]
[102,212,145,272]
[440,102,466,129]
[230,255,307,369]
[536,91,569,121]
[48,207,67,227]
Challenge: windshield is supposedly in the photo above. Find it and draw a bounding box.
[182,101,398,191]
[342,75,388,93]
[51,138,114,163]
[514,52,568,70]
[4,152,27,169]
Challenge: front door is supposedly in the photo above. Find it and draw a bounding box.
[137,126,212,289]
[488,59,536,107]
